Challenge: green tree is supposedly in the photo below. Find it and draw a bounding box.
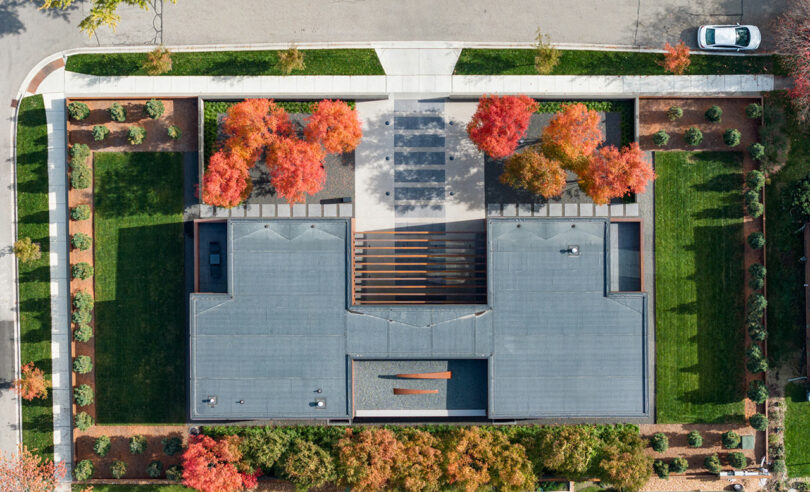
[92,125,110,141]
[75,411,93,430]
[145,99,165,119]
[68,101,90,120]
[650,433,668,452]
[653,459,669,479]
[728,452,747,469]
[111,460,127,479]
[534,29,560,74]
[39,0,179,36]
[687,430,703,448]
[750,413,768,431]
[74,459,94,480]
[73,355,93,374]
[13,237,41,263]
[722,431,741,449]
[670,457,688,474]
[239,427,289,472]
[280,439,337,492]
[530,425,598,479]
[597,444,652,491]
[704,453,721,474]
[130,435,147,454]
[71,205,91,221]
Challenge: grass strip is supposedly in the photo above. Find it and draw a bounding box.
[16,95,54,459]
[654,151,745,423]
[454,49,786,76]
[66,49,384,76]
[93,152,185,424]
[785,382,810,477]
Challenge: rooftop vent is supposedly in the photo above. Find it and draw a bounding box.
[567,245,581,257]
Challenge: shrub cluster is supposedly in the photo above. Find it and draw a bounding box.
[747,343,769,373]
[747,170,765,192]
[792,172,810,222]
[145,99,165,119]
[71,204,91,221]
[745,189,763,218]
[69,143,92,190]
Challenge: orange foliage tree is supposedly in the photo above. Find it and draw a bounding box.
[578,142,655,205]
[265,138,326,204]
[661,41,691,75]
[182,435,256,492]
[442,427,535,492]
[500,147,567,199]
[201,151,252,208]
[13,362,50,401]
[0,444,66,491]
[541,103,602,172]
[304,100,363,153]
[336,427,403,491]
[467,95,539,159]
[221,99,293,165]
[391,429,443,492]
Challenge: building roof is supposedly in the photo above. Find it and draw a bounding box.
[190,218,648,420]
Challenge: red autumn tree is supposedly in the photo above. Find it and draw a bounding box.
[201,151,252,208]
[661,41,690,75]
[13,362,50,401]
[0,444,66,492]
[541,103,603,172]
[336,427,403,492]
[500,147,567,199]
[467,95,539,159]
[183,435,255,492]
[442,427,535,492]
[579,142,655,205]
[221,98,293,165]
[265,137,326,204]
[304,100,363,153]
[391,429,443,492]
[775,0,810,120]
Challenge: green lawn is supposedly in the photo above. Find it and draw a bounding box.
[15,95,54,459]
[785,382,810,477]
[454,49,784,75]
[66,49,384,76]
[764,95,810,364]
[93,152,185,423]
[655,151,746,423]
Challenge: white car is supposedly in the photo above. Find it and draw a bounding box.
[697,24,761,51]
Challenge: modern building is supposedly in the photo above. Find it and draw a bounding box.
[189,217,648,421]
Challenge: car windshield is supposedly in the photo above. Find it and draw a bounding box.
[736,27,750,46]
[705,28,715,45]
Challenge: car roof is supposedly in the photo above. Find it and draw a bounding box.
[711,26,739,46]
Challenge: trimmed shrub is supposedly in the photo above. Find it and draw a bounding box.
[684,127,703,146]
[750,413,768,431]
[670,457,688,474]
[747,293,767,315]
[145,98,165,119]
[749,275,764,291]
[746,103,763,119]
[111,460,127,479]
[747,355,769,373]
[94,435,111,457]
[147,460,163,478]
[68,102,90,121]
[92,125,110,141]
[653,130,670,146]
[722,431,741,449]
[746,170,765,191]
[748,380,769,403]
[748,232,765,250]
[109,102,126,122]
[130,435,147,454]
[749,142,766,160]
[70,143,91,164]
[13,237,41,263]
[72,262,94,280]
[167,125,182,140]
[650,432,669,452]
[728,452,747,469]
[71,309,91,325]
[749,263,766,280]
[747,344,763,360]
[746,200,764,218]
[166,464,183,481]
[724,128,742,147]
[71,232,92,251]
[73,355,93,374]
[70,164,92,189]
[73,291,94,311]
[744,189,759,207]
[774,459,787,475]
[75,411,93,431]
[653,459,669,479]
[74,384,94,406]
[74,323,93,342]
[667,106,683,121]
[74,459,94,480]
[162,436,183,456]
[128,126,146,145]
[71,205,91,221]
[704,453,722,474]
[705,105,723,122]
[748,322,767,342]
[687,430,703,448]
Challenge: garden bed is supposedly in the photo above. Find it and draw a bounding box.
[65,49,384,76]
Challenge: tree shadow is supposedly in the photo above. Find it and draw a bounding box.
[94,152,184,218]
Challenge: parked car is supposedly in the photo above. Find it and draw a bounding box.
[697,24,761,50]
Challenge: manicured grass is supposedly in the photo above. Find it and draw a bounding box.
[66,49,384,76]
[785,382,810,477]
[15,95,54,459]
[655,151,745,423]
[93,152,185,423]
[454,49,784,75]
[72,486,191,492]
[765,95,810,364]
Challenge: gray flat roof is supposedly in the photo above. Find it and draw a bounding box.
[190,218,647,420]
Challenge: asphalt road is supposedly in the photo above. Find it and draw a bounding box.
[0,0,789,458]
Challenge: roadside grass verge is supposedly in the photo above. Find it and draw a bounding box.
[93,152,185,423]
[454,49,784,75]
[16,95,54,459]
[66,49,384,76]
[654,151,745,423]
[785,382,810,477]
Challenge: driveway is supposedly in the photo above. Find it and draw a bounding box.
[0,0,789,458]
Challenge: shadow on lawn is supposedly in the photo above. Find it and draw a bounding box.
[94,152,183,218]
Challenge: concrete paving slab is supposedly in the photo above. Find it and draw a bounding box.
[293,204,307,217]
[610,203,624,216]
[518,203,532,216]
[339,203,353,217]
[501,204,516,216]
[564,203,578,216]
[324,204,338,217]
[625,203,639,216]
[487,204,501,216]
[548,203,562,217]
[308,204,322,217]
[595,204,609,216]
[579,203,594,217]
[278,204,291,217]
[533,203,547,217]
[245,204,260,217]
[200,205,214,218]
